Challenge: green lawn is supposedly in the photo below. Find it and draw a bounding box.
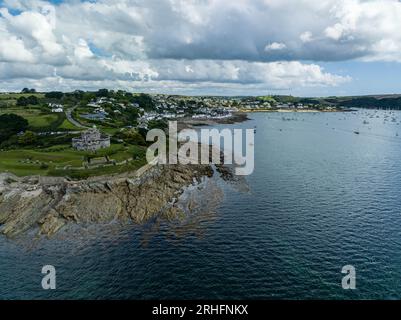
[0,106,58,129]
[28,114,59,128]
[58,119,82,131]
[0,93,44,100]
[0,147,84,176]
[49,158,147,179]
[0,105,82,131]
[100,127,121,135]
[0,98,148,178]
[0,144,147,178]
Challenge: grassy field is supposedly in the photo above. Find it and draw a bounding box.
[0,144,147,177]
[49,158,147,179]
[0,93,45,102]
[0,106,58,129]
[58,118,82,131]
[0,105,83,131]
[0,92,148,178]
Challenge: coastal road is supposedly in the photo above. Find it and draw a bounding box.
[66,105,88,129]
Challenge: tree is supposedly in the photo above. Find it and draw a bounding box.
[27,95,39,105]
[45,91,64,99]
[21,88,36,93]
[125,107,140,124]
[147,119,168,131]
[16,96,28,106]
[17,95,39,106]
[18,131,37,145]
[96,89,110,98]
[130,93,155,110]
[0,114,29,142]
[137,127,148,139]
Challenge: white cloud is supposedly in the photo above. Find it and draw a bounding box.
[325,23,345,40]
[0,32,34,62]
[300,31,313,43]
[0,58,350,90]
[264,42,287,51]
[73,39,94,60]
[4,0,401,93]
[1,5,63,56]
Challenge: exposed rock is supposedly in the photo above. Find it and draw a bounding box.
[0,164,213,238]
[38,210,67,237]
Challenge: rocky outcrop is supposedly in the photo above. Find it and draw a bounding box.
[0,164,213,238]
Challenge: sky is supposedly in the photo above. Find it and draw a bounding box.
[2,0,401,96]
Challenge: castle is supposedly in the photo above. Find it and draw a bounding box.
[72,127,110,151]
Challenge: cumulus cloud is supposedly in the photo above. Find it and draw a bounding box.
[300,31,313,43]
[2,0,401,93]
[73,39,94,61]
[265,42,287,51]
[0,32,34,62]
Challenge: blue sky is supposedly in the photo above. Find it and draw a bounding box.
[2,0,401,96]
[292,61,401,97]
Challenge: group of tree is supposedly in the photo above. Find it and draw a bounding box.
[124,107,141,124]
[96,89,111,98]
[17,95,39,106]
[0,114,29,143]
[73,89,156,111]
[17,130,37,145]
[340,97,401,109]
[21,88,36,94]
[44,91,64,99]
[147,119,168,131]
[130,93,155,110]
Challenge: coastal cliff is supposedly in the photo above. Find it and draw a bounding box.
[0,163,214,238]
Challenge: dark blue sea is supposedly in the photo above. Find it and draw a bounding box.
[1,109,401,299]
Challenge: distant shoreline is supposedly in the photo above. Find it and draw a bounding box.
[239,108,354,113]
[177,112,250,130]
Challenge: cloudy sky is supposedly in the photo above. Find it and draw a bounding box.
[1,0,401,96]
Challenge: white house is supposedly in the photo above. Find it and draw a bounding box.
[49,103,64,113]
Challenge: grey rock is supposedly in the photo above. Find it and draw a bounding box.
[0,164,214,238]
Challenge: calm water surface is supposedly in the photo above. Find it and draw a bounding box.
[1,109,401,299]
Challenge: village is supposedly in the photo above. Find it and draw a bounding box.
[0,89,345,178]
[72,94,237,130]
[0,90,240,178]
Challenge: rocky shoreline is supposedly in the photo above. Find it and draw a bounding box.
[0,113,251,239]
[0,163,219,238]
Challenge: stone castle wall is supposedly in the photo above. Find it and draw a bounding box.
[72,128,110,151]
